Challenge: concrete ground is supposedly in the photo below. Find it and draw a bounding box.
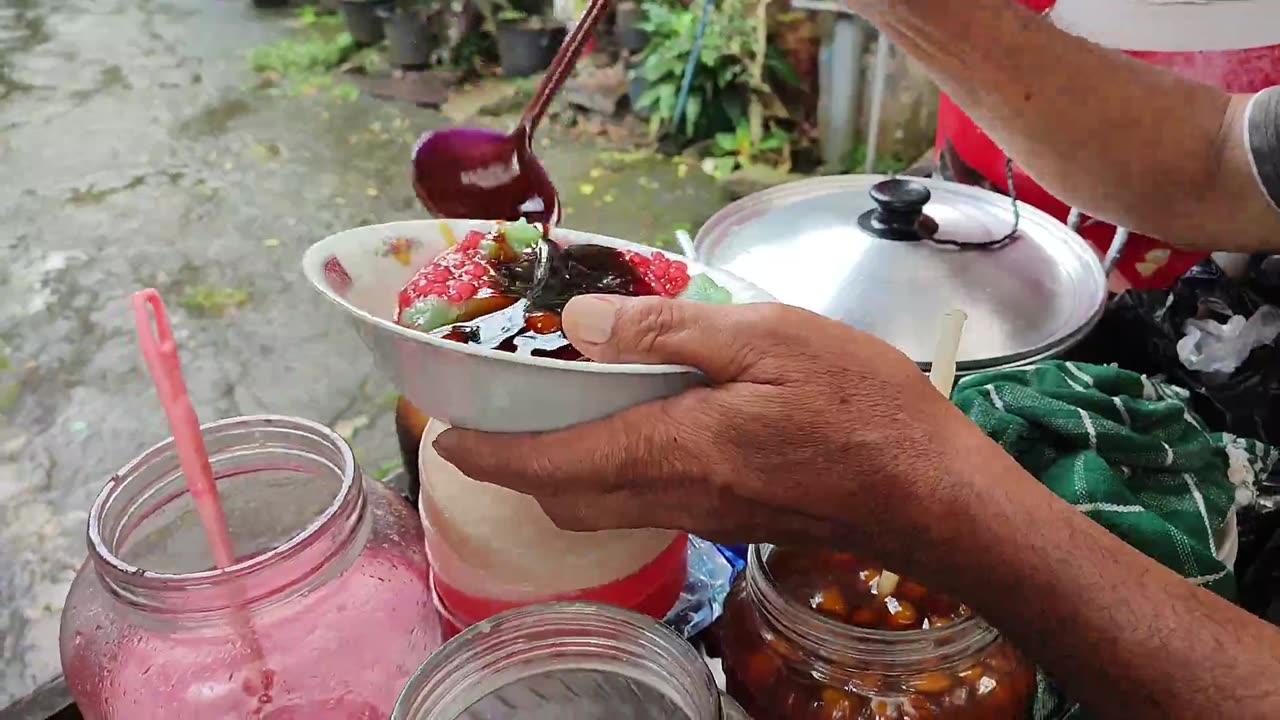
[0,0,728,705]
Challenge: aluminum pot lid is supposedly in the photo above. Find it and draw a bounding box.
[693,175,1107,370]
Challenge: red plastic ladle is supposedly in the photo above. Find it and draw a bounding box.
[411,0,610,223]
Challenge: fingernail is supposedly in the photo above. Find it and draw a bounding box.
[564,295,619,345]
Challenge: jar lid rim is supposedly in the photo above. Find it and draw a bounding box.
[746,544,998,663]
[88,414,358,587]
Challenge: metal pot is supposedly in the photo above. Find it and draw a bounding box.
[693,175,1120,374]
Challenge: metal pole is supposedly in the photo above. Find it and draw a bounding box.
[863,31,891,173]
[823,14,866,168]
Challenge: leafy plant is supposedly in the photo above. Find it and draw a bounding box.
[634,0,798,148]
[841,143,911,175]
[496,6,529,21]
[702,120,791,178]
[248,6,363,99]
[296,4,340,27]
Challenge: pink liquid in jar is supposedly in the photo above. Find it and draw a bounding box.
[60,416,442,719]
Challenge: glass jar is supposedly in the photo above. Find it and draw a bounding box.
[60,415,443,719]
[392,601,749,719]
[395,396,430,501]
[418,419,688,637]
[717,546,1037,720]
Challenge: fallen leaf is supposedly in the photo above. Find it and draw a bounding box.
[578,183,595,196]
[366,187,379,197]
[589,168,604,179]
[263,238,281,248]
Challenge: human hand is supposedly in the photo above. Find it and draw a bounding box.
[433,295,986,563]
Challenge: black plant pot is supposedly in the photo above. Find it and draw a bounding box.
[341,0,392,46]
[495,24,566,77]
[628,67,650,118]
[614,1,648,53]
[379,6,432,68]
[252,0,291,9]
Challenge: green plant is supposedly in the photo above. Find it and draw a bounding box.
[634,0,797,144]
[702,119,791,178]
[496,6,529,21]
[296,4,339,27]
[841,143,911,175]
[248,5,364,99]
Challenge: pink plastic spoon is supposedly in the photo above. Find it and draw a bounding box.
[132,289,237,568]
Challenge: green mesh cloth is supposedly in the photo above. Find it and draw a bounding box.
[951,361,1276,720]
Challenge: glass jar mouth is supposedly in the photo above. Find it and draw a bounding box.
[747,544,997,669]
[88,415,362,609]
[392,601,722,720]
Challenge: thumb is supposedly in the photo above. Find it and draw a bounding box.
[561,294,766,383]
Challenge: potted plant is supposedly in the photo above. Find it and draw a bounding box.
[379,1,434,69]
[614,0,648,53]
[341,0,394,46]
[493,3,566,77]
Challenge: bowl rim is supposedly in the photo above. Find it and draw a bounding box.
[303,219,765,376]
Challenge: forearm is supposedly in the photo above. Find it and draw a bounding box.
[848,0,1280,252]
[925,415,1280,719]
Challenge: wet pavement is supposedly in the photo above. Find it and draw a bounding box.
[0,0,724,705]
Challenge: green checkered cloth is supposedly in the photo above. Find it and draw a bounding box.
[951,361,1276,720]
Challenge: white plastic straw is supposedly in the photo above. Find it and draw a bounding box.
[881,309,968,598]
[929,309,969,398]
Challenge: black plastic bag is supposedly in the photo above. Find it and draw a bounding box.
[1068,259,1280,442]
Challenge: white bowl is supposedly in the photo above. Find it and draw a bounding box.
[302,220,774,432]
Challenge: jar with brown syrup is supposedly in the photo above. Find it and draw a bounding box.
[716,545,1037,720]
[395,396,430,500]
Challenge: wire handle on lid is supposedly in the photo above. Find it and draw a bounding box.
[132,289,237,568]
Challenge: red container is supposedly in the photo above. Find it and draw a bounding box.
[936,0,1280,289]
[417,420,690,639]
[431,533,689,639]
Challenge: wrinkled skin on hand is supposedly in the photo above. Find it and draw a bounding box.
[434,295,970,565]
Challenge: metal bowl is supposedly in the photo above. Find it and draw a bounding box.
[302,220,773,432]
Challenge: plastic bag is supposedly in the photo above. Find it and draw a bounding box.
[664,536,736,638]
[1177,306,1280,374]
[1066,258,1280,447]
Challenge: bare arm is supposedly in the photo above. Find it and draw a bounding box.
[848,0,1280,253]
[928,409,1280,719]
[436,297,1280,719]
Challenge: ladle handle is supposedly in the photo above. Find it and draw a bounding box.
[517,0,612,135]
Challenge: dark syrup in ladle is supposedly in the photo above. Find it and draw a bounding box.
[411,0,611,224]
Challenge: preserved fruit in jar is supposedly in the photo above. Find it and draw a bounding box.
[717,546,1036,720]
